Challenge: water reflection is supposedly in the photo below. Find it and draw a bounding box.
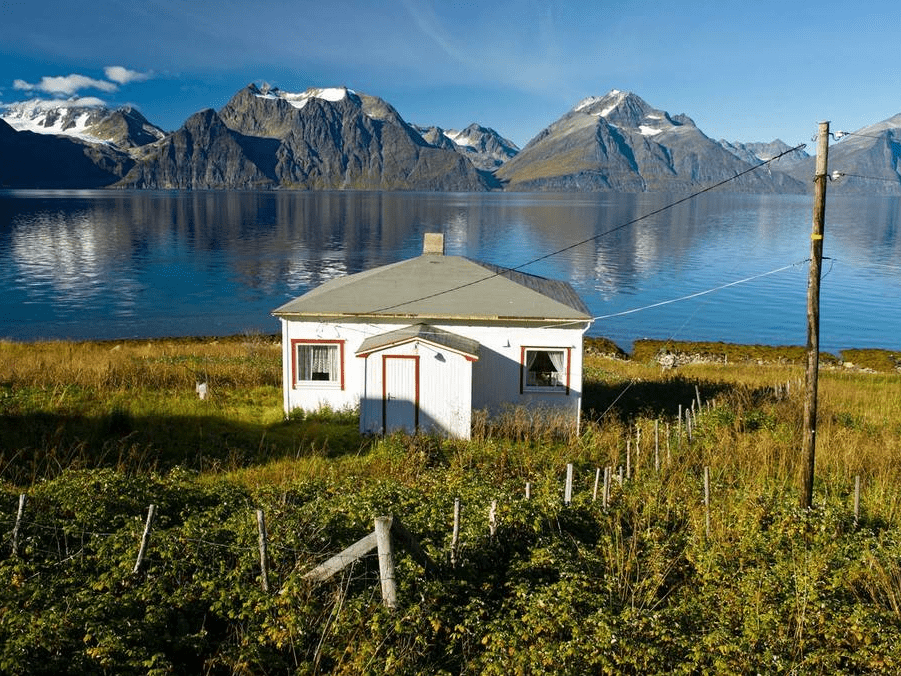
[1,189,899,351]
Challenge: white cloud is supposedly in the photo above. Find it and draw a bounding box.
[13,73,118,96]
[104,66,151,85]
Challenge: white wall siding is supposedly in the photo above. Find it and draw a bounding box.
[456,324,584,422]
[281,318,587,435]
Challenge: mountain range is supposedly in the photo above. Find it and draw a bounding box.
[2,85,900,194]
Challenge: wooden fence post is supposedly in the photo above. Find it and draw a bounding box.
[654,420,660,473]
[488,501,498,539]
[603,467,611,510]
[451,498,461,567]
[635,426,641,469]
[374,516,397,610]
[626,439,631,480]
[133,504,156,575]
[564,463,574,505]
[703,468,711,539]
[11,494,25,557]
[256,509,270,593]
[592,468,601,502]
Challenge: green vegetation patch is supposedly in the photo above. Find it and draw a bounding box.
[632,338,842,366]
[840,348,901,373]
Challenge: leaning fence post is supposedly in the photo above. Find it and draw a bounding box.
[11,494,26,557]
[256,509,270,593]
[592,468,601,502]
[374,516,397,609]
[133,504,157,575]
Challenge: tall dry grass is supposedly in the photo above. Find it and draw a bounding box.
[0,334,281,393]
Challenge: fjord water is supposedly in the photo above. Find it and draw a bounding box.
[1,189,899,354]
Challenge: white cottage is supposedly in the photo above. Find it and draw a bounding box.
[271,233,593,438]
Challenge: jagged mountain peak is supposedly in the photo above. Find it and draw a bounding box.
[0,97,165,148]
[498,90,806,193]
[413,122,518,171]
[228,83,406,128]
[445,123,516,150]
[567,89,694,137]
[719,139,809,165]
[573,89,637,113]
[119,83,490,191]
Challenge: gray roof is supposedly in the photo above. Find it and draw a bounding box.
[356,324,480,358]
[272,253,591,322]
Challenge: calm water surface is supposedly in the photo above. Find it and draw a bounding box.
[1,189,900,354]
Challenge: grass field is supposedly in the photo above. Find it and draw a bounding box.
[2,335,901,673]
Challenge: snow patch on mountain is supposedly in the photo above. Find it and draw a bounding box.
[253,85,354,110]
[0,97,165,148]
[2,97,106,141]
[444,129,479,148]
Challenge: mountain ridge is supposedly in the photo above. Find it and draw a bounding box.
[2,85,900,193]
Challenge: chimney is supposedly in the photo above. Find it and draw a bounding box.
[423,232,445,255]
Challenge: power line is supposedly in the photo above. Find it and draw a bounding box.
[510,144,807,272]
[590,260,810,321]
[369,143,807,315]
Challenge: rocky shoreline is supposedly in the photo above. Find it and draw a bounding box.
[584,337,901,373]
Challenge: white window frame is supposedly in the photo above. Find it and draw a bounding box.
[292,339,345,389]
[521,347,570,394]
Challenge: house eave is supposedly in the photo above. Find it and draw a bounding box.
[272,311,592,325]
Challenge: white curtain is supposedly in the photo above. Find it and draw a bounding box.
[548,350,565,386]
[299,344,338,381]
[525,349,565,388]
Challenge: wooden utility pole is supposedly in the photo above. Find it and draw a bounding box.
[801,121,830,509]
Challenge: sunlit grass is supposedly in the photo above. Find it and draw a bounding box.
[3,336,901,517]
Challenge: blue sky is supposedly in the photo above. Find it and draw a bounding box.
[1,0,899,148]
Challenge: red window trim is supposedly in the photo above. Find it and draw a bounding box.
[520,346,571,395]
[291,338,345,390]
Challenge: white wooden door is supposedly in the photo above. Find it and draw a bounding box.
[383,355,419,433]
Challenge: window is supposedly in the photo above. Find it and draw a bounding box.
[521,347,569,393]
[292,340,344,388]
